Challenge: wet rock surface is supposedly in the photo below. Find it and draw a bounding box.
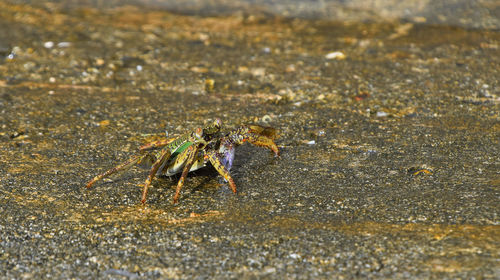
[0,1,499,278]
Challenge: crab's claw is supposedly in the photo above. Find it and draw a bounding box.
[247,125,279,157]
[248,125,278,140]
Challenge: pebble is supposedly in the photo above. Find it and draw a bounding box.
[204,79,215,92]
[43,41,54,49]
[289,253,301,259]
[261,115,272,123]
[250,67,266,77]
[57,42,71,48]
[316,94,325,100]
[376,111,388,117]
[325,51,346,60]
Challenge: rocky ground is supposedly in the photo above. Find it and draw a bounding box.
[0,1,498,278]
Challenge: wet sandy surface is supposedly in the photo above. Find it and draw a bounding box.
[0,1,499,278]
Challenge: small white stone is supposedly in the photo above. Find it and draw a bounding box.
[289,253,301,259]
[325,51,345,60]
[57,42,71,48]
[43,41,54,48]
[251,67,266,77]
[376,111,388,117]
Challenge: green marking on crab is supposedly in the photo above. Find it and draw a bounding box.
[170,141,193,159]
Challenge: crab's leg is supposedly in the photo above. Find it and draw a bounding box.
[172,145,201,204]
[86,154,146,189]
[206,150,237,193]
[139,138,175,151]
[141,148,171,204]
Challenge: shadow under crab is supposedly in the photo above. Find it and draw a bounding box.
[85,119,279,204]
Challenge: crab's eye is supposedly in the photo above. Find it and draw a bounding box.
[194,127,203,138]
[214,118,222,128]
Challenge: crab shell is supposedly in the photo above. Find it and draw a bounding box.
[156,138,235,177]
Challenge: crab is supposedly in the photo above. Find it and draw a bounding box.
[85,118,279,204]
